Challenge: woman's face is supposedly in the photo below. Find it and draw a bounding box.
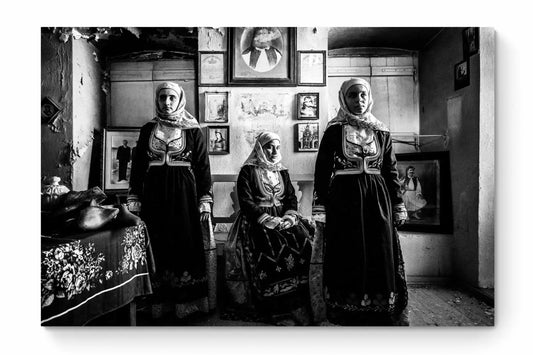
[407,168,415,178]
[345,84,369,115]
[263,139,281,163]
[158,88,179,113]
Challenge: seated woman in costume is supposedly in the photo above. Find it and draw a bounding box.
[224,132,313,325]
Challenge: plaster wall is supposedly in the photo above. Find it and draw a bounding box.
[72,39,105,190]
[41,33,73,188]
[419,28,484,286]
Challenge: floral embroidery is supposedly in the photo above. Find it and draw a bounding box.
[325,291,399,313]
[285,254,295,271]
[259,271,267,280]
[105,271,113,280]
[275,266,282,272]
[116,225,148,274]
[41,241,105,308]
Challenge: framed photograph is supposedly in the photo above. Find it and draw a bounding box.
[228,27,296,86]
[41,97,62,124]
[297,50,326,86]
[204,92,229,123]
[207,126,230,155]
[296,93,319,120]
[462,27,479,57]
[396,151,453,233]
[103,127,141,192]
[454,60,470,90]
[199,51,226,86]
[295,123,319,152]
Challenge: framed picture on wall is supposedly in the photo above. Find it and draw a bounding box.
[102,127,141,192]
[199,51,226,86]
[296,93,319,120]
[207,126,230,155]
[228,27,296,86]
[462,27,479,57]
[295,122,319,152]
[454,59,470,90]
[396,151,453,233]
[204,92,229,123]
[297,50,326,86]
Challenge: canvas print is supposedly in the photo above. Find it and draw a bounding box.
[41,27,494,328]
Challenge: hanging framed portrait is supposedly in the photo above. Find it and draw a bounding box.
[204,92,229,123]
[396,151,453,233]
[207,126,230,155]
[454,59,470,90]
[228,27,296,86]
[296,93,319,120]
[297,50,326,86]
[102,127,141,192]
[199,51,226,86]
[294,122,319,152]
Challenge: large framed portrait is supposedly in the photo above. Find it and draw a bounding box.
[228,27,296,86]
[396,151,453,233]
[204,92,229,123]
[294,122,319,152]
[297,50,326,86]
[102,127,140,192]
[296,93,319,120]
[207,126,230,155]
[199,51,226,86]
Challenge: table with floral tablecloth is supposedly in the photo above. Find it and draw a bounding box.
[41,222,154,326]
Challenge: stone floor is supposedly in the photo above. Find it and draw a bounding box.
[88,283,494,327]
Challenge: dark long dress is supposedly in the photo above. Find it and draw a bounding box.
[225,165,313,321]
[130,121,213,317]
[313,123,408,325]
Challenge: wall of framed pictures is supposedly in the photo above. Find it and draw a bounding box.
[198,27,329,177]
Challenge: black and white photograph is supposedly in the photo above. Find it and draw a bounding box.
[207,125,229,154]
[454,59,470,90]
[228,27,296,85]
[297,50,326,85]
[297,92,319,119]
[204,92,229,123]
[295,122,319,151]
[396,152,453,233]
[39,26,496,332]
[103,128,140,192]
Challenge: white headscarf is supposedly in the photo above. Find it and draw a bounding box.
[242,132,286,171]
[327,78,389,131]
[154,82,199,129]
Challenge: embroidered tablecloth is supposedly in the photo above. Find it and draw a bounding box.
[41,222,154,326]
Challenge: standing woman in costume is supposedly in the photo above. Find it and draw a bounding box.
[312,78,409,325]
[128,82,215,320]
[225,132,313,325]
